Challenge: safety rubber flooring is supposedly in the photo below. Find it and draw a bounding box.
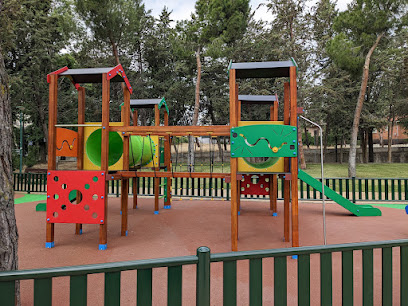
[14,197,408,305]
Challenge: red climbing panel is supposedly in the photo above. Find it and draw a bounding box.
[46,170,106,224]
[240,174,271,195]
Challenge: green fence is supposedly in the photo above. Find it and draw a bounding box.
[13,172,408,202]
[1,239,408,305]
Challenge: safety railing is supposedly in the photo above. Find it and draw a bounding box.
[13,173,408,202]
[1,239,408,305]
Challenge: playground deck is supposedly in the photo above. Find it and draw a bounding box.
[15,196,406,305]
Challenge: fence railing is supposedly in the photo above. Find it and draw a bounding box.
[13,172,408,202]
[1,239,408,305]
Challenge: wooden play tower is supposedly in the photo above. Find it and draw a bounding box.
[46,60,299,251]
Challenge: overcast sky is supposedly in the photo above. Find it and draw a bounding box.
[144,0,352,22]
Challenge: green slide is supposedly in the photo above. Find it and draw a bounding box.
[298,170,381,216]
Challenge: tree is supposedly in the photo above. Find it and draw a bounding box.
[75,0,147,65]
[0,0,19,303]
[328,0,408,176]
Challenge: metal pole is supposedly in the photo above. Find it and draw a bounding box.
[299,116,327,245]
[19,111,23,174]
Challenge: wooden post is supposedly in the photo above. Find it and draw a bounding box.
[132,110,138,209]
[164,111,172,208]
[99,73,110,249]
[230,70,238,251]
[121,87,130,236]
[76,86,85,235]
[290,66,299,247]
[154,104,160,213]
[46,74,58,247]
[283,82,291,242]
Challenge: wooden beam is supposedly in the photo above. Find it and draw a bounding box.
[76,86,85,235]
[230,69,238,252]
[109,125,230,136]
[121,87,130,236]
[290,66,299,248]
[46,74,58,245]
[164,111,172,208]
[99,73,110,248]
[107,171,230,180]
[132,109,138,209]
[283,82,291,242]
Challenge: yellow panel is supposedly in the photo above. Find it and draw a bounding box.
[145,136,160,168]
[237,121,285,173]
[83,122,124,171]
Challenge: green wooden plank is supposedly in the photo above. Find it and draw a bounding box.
[223,260,237,306]
[401,246,408,306]
[137,268,152,306]
[342,250,353,306]
[34,278,52,306]
[320,252,332,306]
[382,247,392,306]
[249,258,262,306]
[70,274,87,306]
[168,266,182,306]
[105,271,120,306]
[298,254,310,306]
[362,249,373,306]
[274,256,287,306]
[0,281,16,306]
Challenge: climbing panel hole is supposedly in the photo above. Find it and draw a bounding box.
[265,178,270,182]
[53,176,59,182]
[232,132,238,138]
[84,184,90,190]
[93,176,98,182]
[53,194,59,200]
[251,175,260,185]
[246,184,250,188]
[92,212,98,219]
[53,212,58,218]
[69,190,82,204]
[92,194,98,201]
[61,204,67,210]
[290,145,295,150]
[84,204,90,211]
[265,188,270,192]
[241,187,245,191]
[260,184,264,188]
[61,183,68,190]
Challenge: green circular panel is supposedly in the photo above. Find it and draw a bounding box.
[85,129,123,167]
[243,157,279,169]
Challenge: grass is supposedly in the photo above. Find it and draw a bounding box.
[304,163,408,178]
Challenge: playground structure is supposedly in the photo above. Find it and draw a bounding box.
[46,60,381,251]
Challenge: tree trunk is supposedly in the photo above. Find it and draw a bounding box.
[0,42,20,304]
[360,129,367,163]
[335,136,338,163]
[304,125,310,148]
[348,32,384,177]
[188,46,202,172]
[110,38,120,65]
[388,115,394,163]
[368,127,374,163]
[340,136,344,164]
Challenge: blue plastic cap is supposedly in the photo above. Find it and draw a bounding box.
[405,205,408,214]
[45,242,55,248]
[125,230,128,236]
[272,212,278,217]
[154,211,159,215]
[238,211,241,216]
[99,244,107,251]
[291,255,298,260]
[120,211,122,215]
[79,229,83,235]
[164,205,171,209]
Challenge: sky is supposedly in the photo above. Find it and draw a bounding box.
[144,0,352,21]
